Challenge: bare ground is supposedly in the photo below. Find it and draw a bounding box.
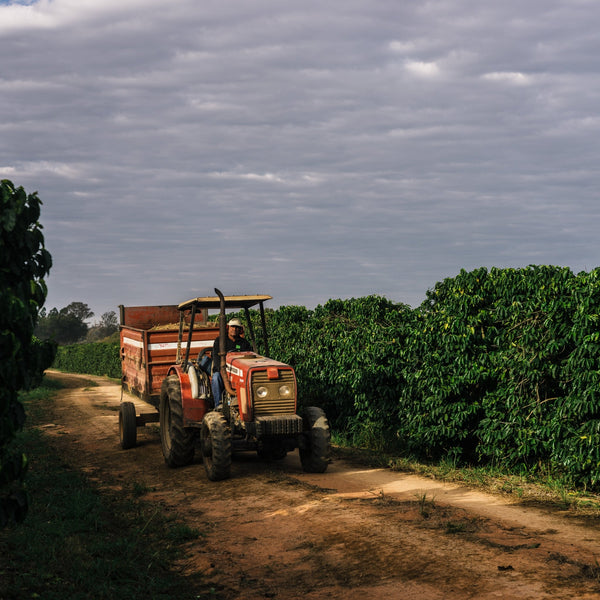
[40,371,600,599]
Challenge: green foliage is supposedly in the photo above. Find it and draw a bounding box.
[0,179,55,527]
[36,301,94,345]
[397,265,600,488]
[551,269,600,486]
[28,336,59,389]
[53,341,121,379]
[55,265,600,489]
[244,296,413,449]
[262,266,600,488]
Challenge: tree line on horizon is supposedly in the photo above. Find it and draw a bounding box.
[36,302,119,345]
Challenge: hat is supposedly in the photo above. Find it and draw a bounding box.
[228,318,243,328]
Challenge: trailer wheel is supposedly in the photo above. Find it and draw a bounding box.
[160,375,195,467]
[200,411,232,481]
[299,406,330,473]
[119,401,137,449]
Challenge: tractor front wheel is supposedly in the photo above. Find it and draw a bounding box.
[160,375,196,467]
[200,411,232,481]
[299,406,330,473]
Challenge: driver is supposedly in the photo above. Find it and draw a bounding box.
[211,318,251,408]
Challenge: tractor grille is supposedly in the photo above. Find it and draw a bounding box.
[254,415,303,437]
[251,369,296,416]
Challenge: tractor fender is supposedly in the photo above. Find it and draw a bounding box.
[166,365,208,425]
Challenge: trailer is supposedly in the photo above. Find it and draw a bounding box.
[119,304,216,404]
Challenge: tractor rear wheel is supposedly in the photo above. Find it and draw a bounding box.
[200,411,232,481]
[299,406,330,473]
[119,401,137,449]
[160,374,196,467]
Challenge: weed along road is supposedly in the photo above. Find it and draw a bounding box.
[42,371,600,600]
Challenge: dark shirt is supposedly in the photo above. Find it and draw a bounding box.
[212,335,252,372]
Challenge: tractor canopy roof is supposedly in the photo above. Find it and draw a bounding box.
[177,294,272,312]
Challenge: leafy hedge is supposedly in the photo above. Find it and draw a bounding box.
[1,179,55,527]
[397,266,600,488]
[263,297,413,449]
[55,265,600,488]
[262,266,600,488]
[53,342,120,379]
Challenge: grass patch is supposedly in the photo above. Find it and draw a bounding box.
[414,491,436,518]
[0,381,210,600]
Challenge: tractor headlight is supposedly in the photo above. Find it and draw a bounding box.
[256,386,269,399]
[278,385,292,397]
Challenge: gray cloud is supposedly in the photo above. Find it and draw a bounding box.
[2,0,600,319]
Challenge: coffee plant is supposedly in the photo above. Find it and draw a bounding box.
[249,297,410,448]
[396,265,600,487]
[53,341,121,379]
[1,180,55,526]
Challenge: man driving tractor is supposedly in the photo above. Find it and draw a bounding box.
[210,318,251,407]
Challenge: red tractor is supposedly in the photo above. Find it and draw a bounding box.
[119,289,330,480]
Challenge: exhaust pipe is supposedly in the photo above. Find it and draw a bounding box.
[215,288,236,396]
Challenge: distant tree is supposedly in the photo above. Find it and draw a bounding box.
[63,301,94,323]
[1,179,55,527]
[86,311,119,342]
[36,302,94,345]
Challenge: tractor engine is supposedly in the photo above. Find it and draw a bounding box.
[223,352,303,443]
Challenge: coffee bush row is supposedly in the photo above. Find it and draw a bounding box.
[56,265,600,488]
[53,342,120,379]
[264,266,600,488]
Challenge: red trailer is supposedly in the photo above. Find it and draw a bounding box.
[119,304,215,405]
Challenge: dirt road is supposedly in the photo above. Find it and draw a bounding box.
[41,371,600,599]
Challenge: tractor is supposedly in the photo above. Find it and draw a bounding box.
[119,289,330,481]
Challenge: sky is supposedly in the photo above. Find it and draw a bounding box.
[2,0,600,322]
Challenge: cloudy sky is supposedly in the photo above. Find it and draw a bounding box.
[2,0,599,321]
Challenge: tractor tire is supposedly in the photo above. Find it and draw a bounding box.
[200,411,232,481]
[119,401,137,449]
[299,406,330,473]
[160,374,196,467]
